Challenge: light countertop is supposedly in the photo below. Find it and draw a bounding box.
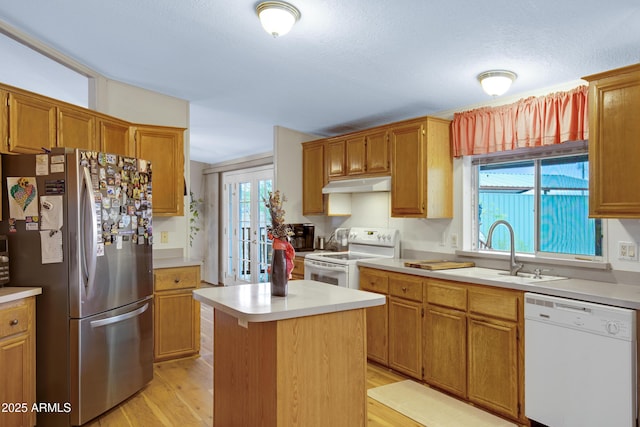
[153,257,202,269]
[0,287,42,304]
[358,258,640,310]
[193,280,385,324]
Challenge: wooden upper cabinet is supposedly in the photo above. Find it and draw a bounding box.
[57,105,97,151]
[6,92,57,154]
[326,130,390,179]
[98,116,134,156]
[0,90,7,152]
[345,135,366,175]
[390,117,452,218]
[302,140,326,215]
[583,63,640,218]
[326,139,346,178]
[364,129,390,175]
[135,125,185,216]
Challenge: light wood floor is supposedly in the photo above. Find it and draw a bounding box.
[85,303,420,427]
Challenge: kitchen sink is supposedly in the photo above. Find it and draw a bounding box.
[434,267,567,285]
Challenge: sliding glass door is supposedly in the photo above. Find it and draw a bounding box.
[222,166,273,285]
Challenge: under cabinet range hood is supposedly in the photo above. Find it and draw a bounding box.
[322,176,391,194]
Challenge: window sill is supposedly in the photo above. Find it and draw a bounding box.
[455,250,611,271]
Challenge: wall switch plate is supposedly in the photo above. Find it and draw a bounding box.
[160,231,169,244]
[618,241,637,261]
[450,233,458,248]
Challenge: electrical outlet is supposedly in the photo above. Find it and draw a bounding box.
[160,231,169,244]
[450,233,458,248]
[618,241,638,261]
[619,242,627,258]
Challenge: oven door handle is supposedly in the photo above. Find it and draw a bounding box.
[305,262,347,272]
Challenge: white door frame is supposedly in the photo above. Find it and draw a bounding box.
[221,165,273,285]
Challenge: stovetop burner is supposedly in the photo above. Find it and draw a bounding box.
[316,253,380,261]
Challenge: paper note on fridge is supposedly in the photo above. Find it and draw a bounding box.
[7,177,39,220]
[40,195,63,230]
[40,230,63,264]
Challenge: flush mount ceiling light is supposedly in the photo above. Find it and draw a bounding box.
[256,1,300,37]
[477,70,517,97]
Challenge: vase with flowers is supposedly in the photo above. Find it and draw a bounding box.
[264,190,295,296]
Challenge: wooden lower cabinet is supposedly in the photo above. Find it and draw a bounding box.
[291,256,305,280]
[359,267,390,365]
[467,315,520,419]
[424,304,467,397]
[0,296,36,427]
[362,267,526,424]
[153,265,201,361]
[388,272,424,379]
[388,296,422,379]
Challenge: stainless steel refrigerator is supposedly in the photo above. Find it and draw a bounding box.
[1,148,154,426]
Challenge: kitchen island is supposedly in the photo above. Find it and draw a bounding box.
[192,280,385,427]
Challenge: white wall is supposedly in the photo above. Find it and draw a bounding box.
[273,125,319,222]
[189,161,207,262]
[92,77,191,256]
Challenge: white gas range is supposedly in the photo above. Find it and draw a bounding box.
[304,227,400,289]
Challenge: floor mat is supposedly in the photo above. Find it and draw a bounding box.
[367,380,517,427]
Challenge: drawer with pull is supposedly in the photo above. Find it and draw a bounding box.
[0,302,29,339]
[359,267,389,293]
[154,266,199,291]
[388,273,423,302]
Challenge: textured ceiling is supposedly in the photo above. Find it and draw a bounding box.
[0,1,639,163]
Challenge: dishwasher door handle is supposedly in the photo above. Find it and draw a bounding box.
[556,302,591,313]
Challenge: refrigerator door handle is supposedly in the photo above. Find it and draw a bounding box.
[80,166,98,291]
[90,302,150,328]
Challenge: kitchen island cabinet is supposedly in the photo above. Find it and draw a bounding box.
[193,280,384,427]
[0,288,41,427]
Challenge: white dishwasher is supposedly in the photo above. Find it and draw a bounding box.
[525,293,637,427]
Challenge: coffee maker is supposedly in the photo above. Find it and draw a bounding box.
[288,223,315,251]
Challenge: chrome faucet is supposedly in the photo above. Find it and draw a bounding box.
[485,220,523,276]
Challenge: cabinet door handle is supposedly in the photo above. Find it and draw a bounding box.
[174,278,181,283]
[402,287,408,292]
[9,319,18,326]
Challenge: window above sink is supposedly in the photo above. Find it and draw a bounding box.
[469,141,603,262]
